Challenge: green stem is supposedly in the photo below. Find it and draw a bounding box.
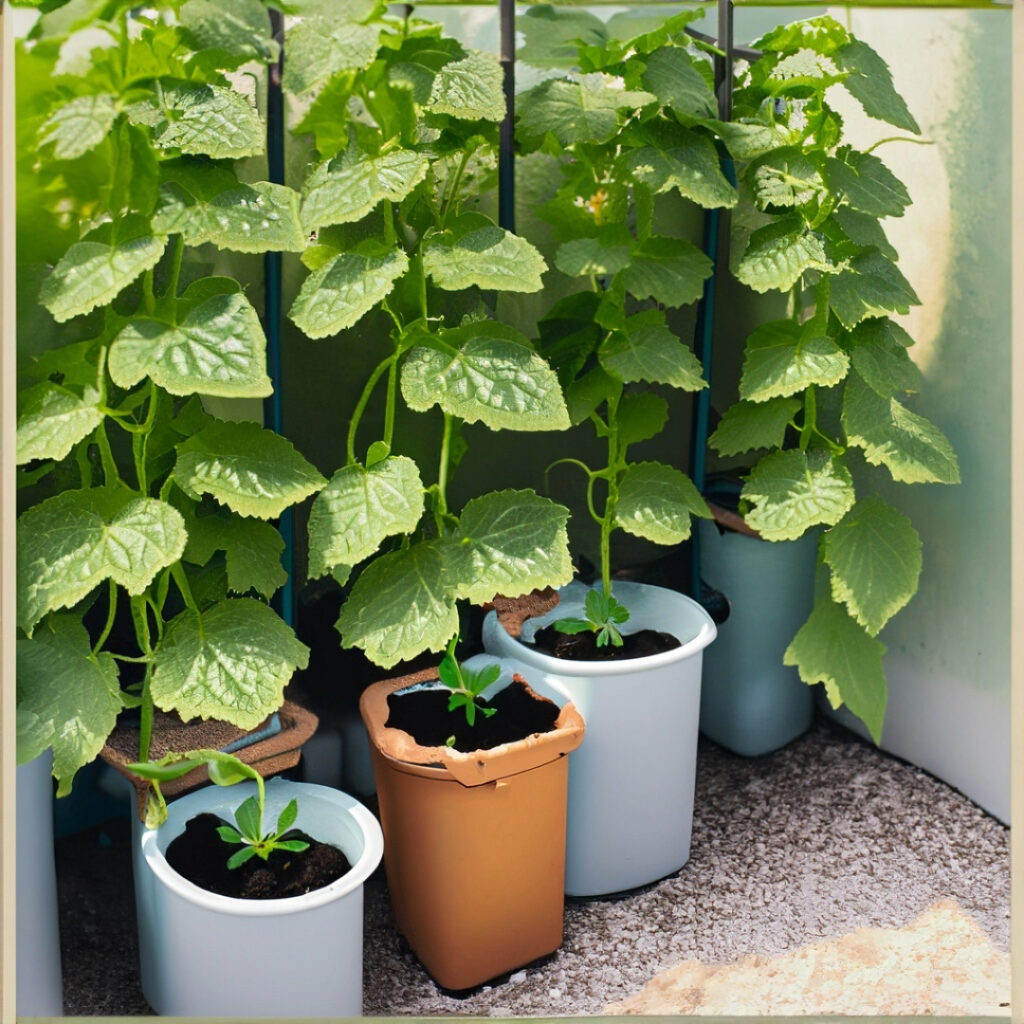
[93,578,119,655]
[95,421,120,486]
[599,395,621,597]
[441,146,474,229]
[142,269,156,315]
[436,413,454,517]
[417,252,429,322]
[384,357,398,450]
[800,386,817,451]
[171,562,198,612]
[77,442,93,488]
[864,135,934,155]
[166,234,185,311]
[347,353,396,464]
[139,663,155,764]
[132,381,157,495]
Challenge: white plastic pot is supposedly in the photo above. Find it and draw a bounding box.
[16,751,63,1017]
[483,580,716,897]
[133,778,382,1017]
[697,519,818,756]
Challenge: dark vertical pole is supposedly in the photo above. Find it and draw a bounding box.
[688,0,734,601]
[264,9,294,628]
[498,0,515,231]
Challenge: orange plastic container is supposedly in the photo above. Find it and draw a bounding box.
[360,667,584,990]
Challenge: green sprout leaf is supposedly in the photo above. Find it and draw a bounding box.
[16,381,104,465]
[426,51,506,122]
[423,222,548,293]
[38,93,118,161]
[738,319,849,402]
[709,396,801,457]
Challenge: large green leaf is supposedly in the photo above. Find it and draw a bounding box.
[734,215,835,294]
[16,381,103,465]
[841,372,960,484]
[784,591,887,744]
[111,292,272,395]
[615,461,711,545]
[709,397,801,456]
[181,505,286,599]
[753,16,850,56]
[128,83,263,159]
[18,489,187,635]
[739,319,849,402]
[825,152,910,219]
[751,148,826,210]
[709,118,795,162]
[620,235,712,307]
[401,322,569,432]
[426,51,505,122]
[38,93,118,160]
[616,392,669,448]
[16,616,123,796]
[423,222,547,293]
[151,599,309,729]
[109,292,272,398]
[640,47,716,119]
[830,207,897,260]
[620,123,737,209]
[336,541,459,668]
[40,216,167,323]
[455,490,572,604]
[829,249,919,329]
[301,148,429,232]
[180,0,280,65]
[759,48,846,98]
[153,165,305,253]
[554,237,632,278]
[835,38,920,134]
[599,313,707,391]
[517,73,655,146]
[846,318,922,397]
[173,420,327,520]
[307,456,424,578]
[282,17,380,95]
[516,6,607,69]
[823,495,921,636]
[289,248,409,339]
[742,448,855,541]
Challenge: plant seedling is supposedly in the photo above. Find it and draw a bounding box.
[128,748,308,869]
[216,796,309,870]
[553,588,630,648]
[437,634,499,728]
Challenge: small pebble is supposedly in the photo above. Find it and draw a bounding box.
[509,970,526,984]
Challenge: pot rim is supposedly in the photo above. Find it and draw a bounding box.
[360,667,585,786]
[487,581,716,677]
[138,779,383,916]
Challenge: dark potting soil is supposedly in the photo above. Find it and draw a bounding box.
[165,813,351,899]
[386,680,560,752]
[531,626,681,661]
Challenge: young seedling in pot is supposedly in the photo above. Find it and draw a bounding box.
[438,633,499,729]
[128,749,306,869]
[553,588,631,648]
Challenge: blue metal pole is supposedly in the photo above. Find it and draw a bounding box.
[498,0,515,231]
[264,9,294,628]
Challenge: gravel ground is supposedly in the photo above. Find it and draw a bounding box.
[55,715,1010,1016]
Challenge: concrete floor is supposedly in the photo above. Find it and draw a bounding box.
[54,715,1010,1017]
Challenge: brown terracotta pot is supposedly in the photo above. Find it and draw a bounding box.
[360,666,585,990]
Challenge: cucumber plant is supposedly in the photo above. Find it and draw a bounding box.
[514,7,728,641]
[706,16,960,741]
[288,2,574,671]
[14,0,321,798]
[129,748,306,864]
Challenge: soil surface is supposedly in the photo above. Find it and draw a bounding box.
[165,813,351,899]
[532,626,681,661]
[386,681,559,751]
